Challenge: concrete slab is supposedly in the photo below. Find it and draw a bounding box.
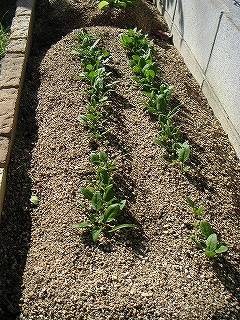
[10,14,31,39]
[0,136,11,168]
[0,53,26,89]
[0,100,17,137]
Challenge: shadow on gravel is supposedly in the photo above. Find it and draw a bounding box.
[0,31,43,320]
[79,222,149,257]
[0,55,41,318]
[0,0,16,28]
[212,257,240,319]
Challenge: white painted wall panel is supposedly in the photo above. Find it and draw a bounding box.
[205,12,240,135]
[154,0,240,158]
[173,0,225,72]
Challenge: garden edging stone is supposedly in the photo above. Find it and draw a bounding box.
[0,0,36,220]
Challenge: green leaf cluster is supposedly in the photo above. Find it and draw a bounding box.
[187,197,228,258]
[120,28,191,171]
[120,27,155,57]
[73,31,118,140]
[0,18,9,62]
[98,0,139,10]
[72,151,136,242]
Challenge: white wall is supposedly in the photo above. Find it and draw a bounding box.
[154,0,240,158]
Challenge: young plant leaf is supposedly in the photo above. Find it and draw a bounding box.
[177,141,190,163]
[92,226,103,242]
[98,1,110,9]
[215,245,228,254]
[200,220,213,238]
[30,195,39,205]
[89,214,97,223]
[195,206,205,216]
[206,233,218,252]
[186,196,195,209]
[103,184,115,202]
[72,221,92,229]
[108,224,136,232]
[204,250,216,258]
[99,169,110,185]
[119,199,126,210]
[99,151,108,163]
[91,191,103,211]
[103,203,120,222]
[80,187,93,200]
[90,153,100,165]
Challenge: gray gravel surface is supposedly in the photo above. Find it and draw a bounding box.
[0,1,240,319]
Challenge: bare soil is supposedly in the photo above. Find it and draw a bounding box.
[0,1,239,319]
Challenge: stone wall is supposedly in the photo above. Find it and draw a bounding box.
[0,0,36,220]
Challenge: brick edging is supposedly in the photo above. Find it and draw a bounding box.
[0,0,36,220]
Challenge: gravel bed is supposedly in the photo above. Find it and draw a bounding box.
[0,1,239,319]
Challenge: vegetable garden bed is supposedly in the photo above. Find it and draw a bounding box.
[0,1,239,319]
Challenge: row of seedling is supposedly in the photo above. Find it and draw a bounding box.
[120,28,191,172]
[72,32,135,242]
[72,30,228,256]
[72,151,136,242]
[72,31,118,140]
[120,28,228,257]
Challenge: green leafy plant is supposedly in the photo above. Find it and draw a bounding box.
[175,141,191,172]
[120,27,191,170]
[186,197,205,217]
[190,220,228,258]
[130,54,158,86]
[77,65,117,139]
[187,197,228,258]
[80,67,111,98]
[0,15,9,61]
[155,120,191,169]
[30,194,39,205]
[78,107,105,139]
[142,84,176,121]
[72,152,136,242]
[98,0,139,10]
[154,118,180,160]
[120,27,155,57]
[73,32,110,70]
[73,32,119,140]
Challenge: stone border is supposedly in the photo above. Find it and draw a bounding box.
[0,0,36,221]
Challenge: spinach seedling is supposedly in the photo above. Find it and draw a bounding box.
[130,54,158,86]
[98,0,139,10]
[190,220,228,258]
[187,198,228,258]
[176,141,191,172]
[154,118,180,160]
[186,197,204,217]
[73,32,118,140]
[142,84,174,115]
[72,152,136,242]
[120,27,155,57]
